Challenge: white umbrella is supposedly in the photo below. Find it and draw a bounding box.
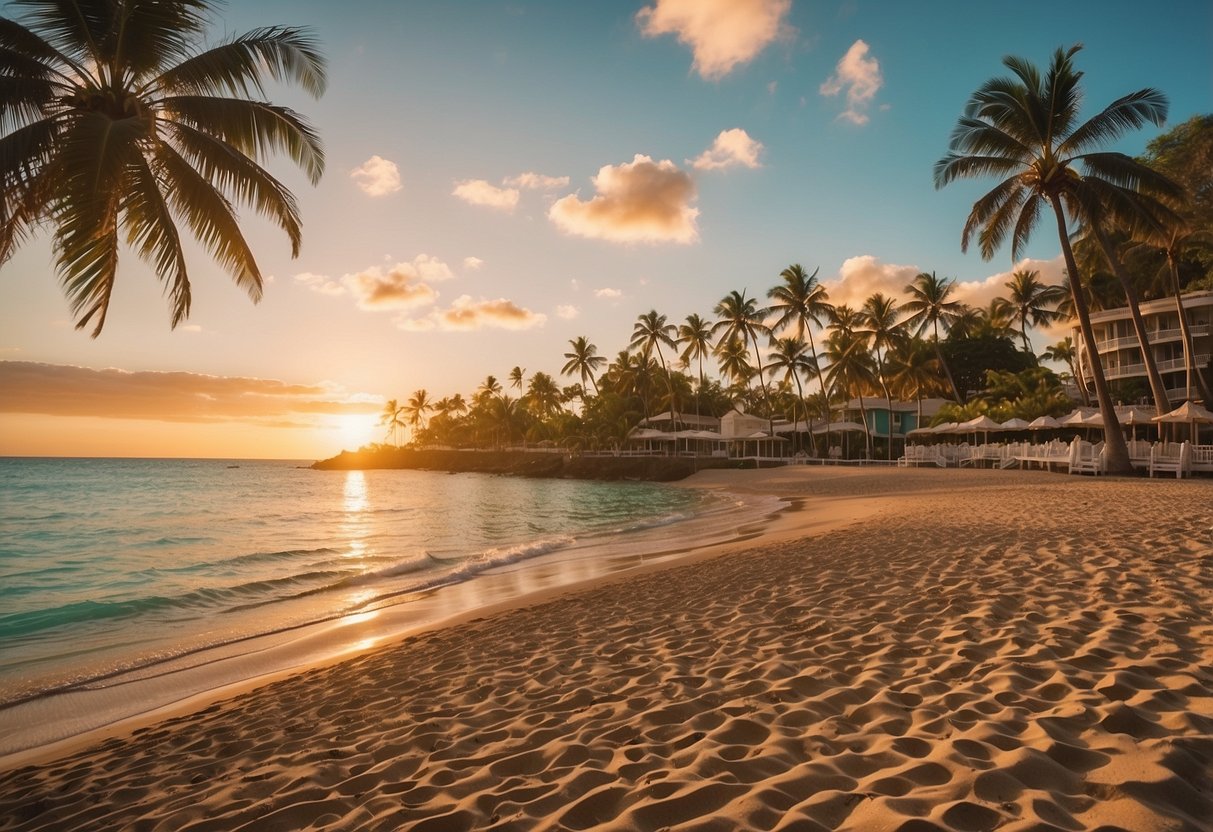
[1059,408,1097,427]
[1028,415,1061,430]
[999,417,1031,430]
[931,421,960,434]
[1152,401,1213,443]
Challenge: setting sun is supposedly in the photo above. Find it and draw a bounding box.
[335,413,378,450]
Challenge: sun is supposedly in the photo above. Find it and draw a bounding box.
[334,413,378,450]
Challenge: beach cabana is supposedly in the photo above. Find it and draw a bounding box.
[1152,401,1213,443]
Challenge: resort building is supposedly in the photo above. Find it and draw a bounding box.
[637,411,721,432]
[837,397,951,444]
[1074,291,1213,404]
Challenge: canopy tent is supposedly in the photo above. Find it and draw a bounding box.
[1153,401,1213,443]
[1059,408,1098,427]
[1028,415,1061,430]
[999,417,1031,430]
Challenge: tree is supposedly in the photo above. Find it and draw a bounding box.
[995,270,1066,355]
[630,310,679,424]
[887,337,944,430]
[677,313,714,421]
[714,336,753,407]
[860,292,904,458]
[712,289,774,429]
[766,336,815,453]
[508,366,526,392]
[403,389,431,441]
[561,336,605,398]
[524,372,562,421]
[0,0,326,335]
[935,44,1171,473]
[1041,336,1089,406]
[902,271,963,401]
[823,325,877,458]
[378,398,406,446]
[768,264,834,430]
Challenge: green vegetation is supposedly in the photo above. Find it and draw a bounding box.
[0,0,326,335]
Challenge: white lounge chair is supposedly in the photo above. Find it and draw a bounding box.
[1149,441,1191,478]
[1068,438,1105,476]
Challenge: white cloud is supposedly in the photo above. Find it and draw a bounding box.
[463,256,484,271]
[595,287,623,299]
[294,272,345,296]
[636,0,793,81]
[504,172,570,190]
[690,128,764,171]
[398,296,547,332]
[555,304,580,320]
[452,179,520,211]
[349,155,402,196]
[549,155,699,244]
[820,39,883,125]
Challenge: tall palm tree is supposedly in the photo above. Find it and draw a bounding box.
[476,375,502,405]
[860,292,903,458]
[935,44,1171,473]
[630,310,679,426]
[823,326,877,458]
[766,337,815,453]
[768,263,834,432]
[902,271,963,401]
[378,398,406,446]
[677,313,714,422]
[1041,336,1089,406]
[561,336,605,398]
[997,270,1067,354]
[525,372,562,420]
[712,290,774,428]
[403,389,431,441]
[887,337,943,431]
[1,0,326,335]
[508,366,526,392]
[714,336,753,408]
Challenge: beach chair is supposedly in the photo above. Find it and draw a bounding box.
[1190,444,1213,475]
[1068,439,1105,476]
[1149,441,1191,478]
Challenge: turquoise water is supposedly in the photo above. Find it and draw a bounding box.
[0,458,764,713]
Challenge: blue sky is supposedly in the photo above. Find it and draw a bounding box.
[2,0,1210,456]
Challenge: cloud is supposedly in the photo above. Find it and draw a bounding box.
[398,296,547,332]
[179,324,203,333]
[503,172,570,190]
[349,155,402,196]
[294,272,345,296]
[690,128,764,171]
[298,255,454,312]
[0,361,380,423]
[549,155,699,244]
[452,179,520,211]
[820,39,883,125]
[555,304,580,320]
[595,287,623,299]
[463,256,484,271]
[636,0,793,81]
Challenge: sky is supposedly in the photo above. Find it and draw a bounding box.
[1,0,1210,458]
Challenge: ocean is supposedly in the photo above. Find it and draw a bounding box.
[0,457,780,756]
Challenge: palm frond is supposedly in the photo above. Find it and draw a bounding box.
[1008,192,1042,261]
[156,142,262,300]
[13,0,112,66]
[121,152,191,325]
[153,26,326,99]
[1059,88,1168,157]
[164,119,301,254]
[0,73,58,133]
[1077,151,1184,200]
[933,153,1019,188]
[159,95,324,184]
[960,177,1025,254]
[947,117,1031,162]
[975,184,1027,260]
[1041,44,1083,144]
[110,0,211,81]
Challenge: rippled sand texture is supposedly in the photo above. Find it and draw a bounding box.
[2,471,1212,831]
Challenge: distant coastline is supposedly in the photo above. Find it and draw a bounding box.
[311,447,747,481]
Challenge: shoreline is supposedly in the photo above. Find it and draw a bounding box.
[3,468,1212,831]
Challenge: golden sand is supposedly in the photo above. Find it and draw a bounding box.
[2,468,1212,831]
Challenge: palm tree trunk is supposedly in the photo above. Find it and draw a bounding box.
[1093,225,1170,413]
[751,342,775,437]
[1070,353,1091,407]
[808,327,829,456]
[1168,251,1213,405]
[654,344,678,431]
[875,347,894,460]
[858,394,871,459]
[933,319,961,402]
[1051,196,1131,473]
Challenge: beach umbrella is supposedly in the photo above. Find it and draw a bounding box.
[1059,408,1096,426]
[1028,415,1061,430]
[1152,401,1213,443]
[960,414,1001,443]
[1118,406,1156,441]
[999,417,1031,431]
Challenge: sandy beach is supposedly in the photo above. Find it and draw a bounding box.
[2,467,1212,831]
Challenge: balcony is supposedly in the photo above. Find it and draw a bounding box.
[1094,323,1211,354]
[1101,354,1211,381]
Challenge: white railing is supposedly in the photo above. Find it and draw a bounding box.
[1103,354,1211,380]
[1094,323,1211,354]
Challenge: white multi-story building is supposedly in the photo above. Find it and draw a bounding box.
[1074,290,1213,404]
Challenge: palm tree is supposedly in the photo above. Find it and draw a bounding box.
[476,375,502,406]
[823,326,878,458]
[378,398,406,446]
[997,270,1067,354]
[769,263,834,433]
[887,337,943,431]
[712,290,774,429]
[561,336,605,398]
[0,0,326,335]
[677,313,714,422]
[630,310,679,426]
[403,389,432,441]
[1041,336,1089,406]
[525,372,562,420]
[767,337,815,453]
[902,271,963,401]
[860,292,903,458]
[508,366,526,392]
[714,336,754,407]
[935,44,1171,473]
